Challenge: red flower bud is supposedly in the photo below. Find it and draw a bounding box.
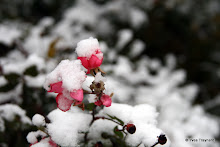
[94,141,103,147]
[126,123,136,134]
[158,134,167,145]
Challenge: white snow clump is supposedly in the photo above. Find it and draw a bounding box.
[32,114,46,127]
[44,59,86,91]
[75,37,103,60]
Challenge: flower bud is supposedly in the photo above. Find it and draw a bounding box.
[94,141,103,147]
[158,134,167,145]
[126,123,136,134]
[90,81,105,94]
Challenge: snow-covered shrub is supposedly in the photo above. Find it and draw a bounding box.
[0,0,219,146]
[27,37,170,147]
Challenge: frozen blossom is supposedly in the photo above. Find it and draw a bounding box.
[94,94,112,107]
[44,59,86,91]
[0,0,218,147]
[76,37,103,73]
[31,137,56,147]
[44,59,86,111]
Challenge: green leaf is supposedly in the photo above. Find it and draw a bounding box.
[107,114,115,120]
[23,65,38,77]
[101,132,109,139]
[107,114,124,126]
[114,126,124,139]
[114,117,124,126]
[4,73,20,82]
[85,103,95,111]
[0,73,20,92]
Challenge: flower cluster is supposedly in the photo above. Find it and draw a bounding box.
[27,37,171,147]
[44,37,112,112]
[76,37,103,74]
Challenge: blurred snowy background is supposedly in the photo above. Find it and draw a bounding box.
[0,0,219,146]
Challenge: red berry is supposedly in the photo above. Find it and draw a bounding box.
[126,124,136,134]
[158,134,167,145]
[94,141,103,147]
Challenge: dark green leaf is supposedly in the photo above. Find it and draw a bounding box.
[85,103,95,111]
[107,114,124,125]
[114,117,124,126]
[1,73,20,92]
[101,132,109,139]
[23,65,38,77]
[114,126,124,139]
[4,73,20,82]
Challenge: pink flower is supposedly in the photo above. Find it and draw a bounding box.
[30,138,58,147]
[48,138,58,147]
[48,82,84,112]
[77,50,103,74]
[95,94,112,107]
[29,141,38,147]
[48,81,63,93]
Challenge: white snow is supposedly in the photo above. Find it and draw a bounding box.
[0,104,31,132]
[26,132,38,144]
[87,94,97,103]
[25,74,46,88]
[3,54,45,74]
[94,72,106,83]
[26,130,47,144]
[82,75,94,92]
[47,107,92,147]
[116,29,133,50]
[75,37,103,60]
[24,17,55,57]
[0,24,21,45]
[44,59,86,91]
[32,114,46,127]
[0,76,7,86]
[31,138,53,147]
[129,8,148,29]
[0,83,22,104]
[0,1,218,147]
[129,40,145,58]
[88,103,170,147]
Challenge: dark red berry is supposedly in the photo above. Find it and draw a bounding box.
[158,134,167,145]
[126,124,136,134]
[94,141,103,147]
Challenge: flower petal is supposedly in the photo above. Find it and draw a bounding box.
[101,94,112,107]
[49,138,57,147]
[56,93,73,112]
[70,89,84,101]
[89,54,103,69]
[94,100,102,106]
[48,81,63,93]
[77,57,89,69]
